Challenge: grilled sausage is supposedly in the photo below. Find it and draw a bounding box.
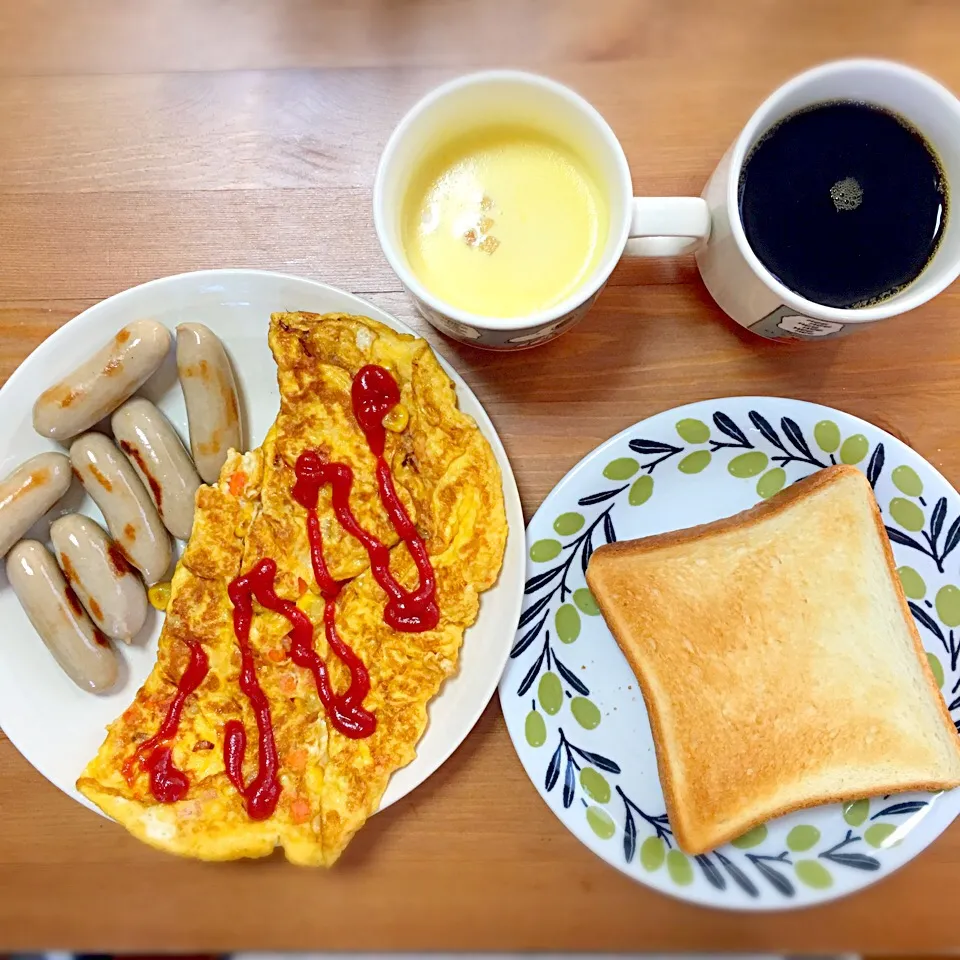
[69,433,172,584]
[176,323,242,484]
[0,452,72,556]
[111,398,201,541]
[33,320,172,441]
[7,540,118,693]
[50,514,148,643]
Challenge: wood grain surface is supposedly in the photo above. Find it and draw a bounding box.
[2,0,960,952]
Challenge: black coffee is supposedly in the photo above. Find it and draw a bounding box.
[739,101,947,308]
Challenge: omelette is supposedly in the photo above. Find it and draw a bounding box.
[77,312,508,865]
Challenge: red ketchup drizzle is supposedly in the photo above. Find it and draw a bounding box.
[125,364,439,813]
[293,363,439,633]
[228,557,375,817]
[289,461,377,738]
[122,637,209,803]
[222,563,286,820]
[353,364,439,631]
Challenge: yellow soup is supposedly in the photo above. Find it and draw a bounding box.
[401,126,608,318]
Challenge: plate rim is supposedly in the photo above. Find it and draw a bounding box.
[0,268,525,819]
[500,394,960,910]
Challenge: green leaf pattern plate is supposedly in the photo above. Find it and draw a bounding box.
[499,398,960,909]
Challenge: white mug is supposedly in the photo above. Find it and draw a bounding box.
[699,58,960,340]
[375,62,960,349]
[374,70,711,350]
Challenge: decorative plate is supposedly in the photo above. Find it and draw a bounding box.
[500,397,960,909]
[0,269,524,817]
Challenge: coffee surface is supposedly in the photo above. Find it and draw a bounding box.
[739,101,947,308]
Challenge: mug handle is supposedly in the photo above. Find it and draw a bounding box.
[628,197,711,257]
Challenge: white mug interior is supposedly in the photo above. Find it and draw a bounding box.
[373,71,633,333]
[728,59,960,324]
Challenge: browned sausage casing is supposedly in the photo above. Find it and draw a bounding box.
[176,323,242,484]
[33,320,171,441]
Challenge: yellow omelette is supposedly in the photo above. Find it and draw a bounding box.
[78,312,507,865]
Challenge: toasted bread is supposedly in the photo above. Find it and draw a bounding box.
[586,464,960,854]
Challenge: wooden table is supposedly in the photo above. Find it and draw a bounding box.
[2,0,959,952]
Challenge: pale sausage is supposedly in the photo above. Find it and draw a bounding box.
[50,514,148,643]
[33,320,171,441]
[111,398,201,541]
[176,323,242,484]
[0,452,72,556]
[7,540,118,693]
[69,433,172,584]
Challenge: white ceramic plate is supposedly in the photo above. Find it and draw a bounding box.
[0,269,524,817]
[500,397,960,909]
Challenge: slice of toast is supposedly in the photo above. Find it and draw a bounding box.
[586,464,960,854]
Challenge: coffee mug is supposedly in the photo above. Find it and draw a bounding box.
[373,70,711,349]
[699,58,960,341]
